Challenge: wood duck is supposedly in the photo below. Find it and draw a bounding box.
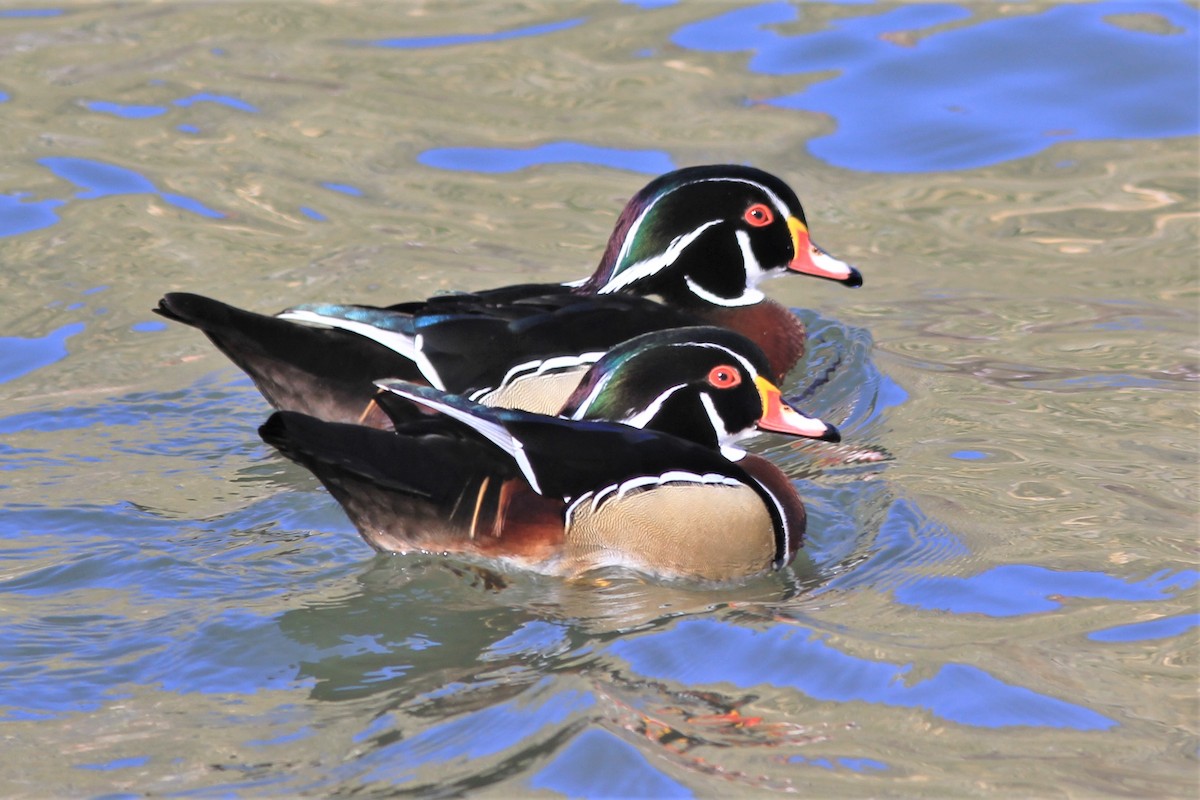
[259,327,840,582]
[158,164,860,424]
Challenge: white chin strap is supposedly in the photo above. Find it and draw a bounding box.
[684,277,765,308]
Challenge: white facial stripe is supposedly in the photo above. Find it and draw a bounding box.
[619,383,687,429]
[278,309,445,390]
[698,391,733,444]
[374,380,542,494]
[737,228,779,284]
[667,340,759,379]
[600,219,722,294]
[602,174,796,293]
[697,175,795,219]
[580,341,762,424]
[620,176,794,262]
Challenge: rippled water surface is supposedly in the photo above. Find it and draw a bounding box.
[1,2,1196,797]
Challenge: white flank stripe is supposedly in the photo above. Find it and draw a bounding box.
[497,352,605,391]
[575,471,745,515]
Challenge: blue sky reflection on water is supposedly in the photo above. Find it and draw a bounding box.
[365,17,586,49]
[0,3,1194,792]
[672,2,1200,172]
[610,619,1116,730]
[0,323,86,385]
[419,142,676,174]
[531,728,691,798]
[0,192,65,238]
[0,8,63,18]
[1089,613,1200,643]
[84,92,259,120]
[351,686,594,785]
[39,157,224,219]
[893,565,1200,617]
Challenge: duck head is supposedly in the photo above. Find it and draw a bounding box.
[581,165,861,307]
[560,326,840,458]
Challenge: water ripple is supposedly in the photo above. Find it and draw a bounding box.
[419,142,676,175]
[363,17,587,49]
[673,3,1199,172]
[609,619,1115,730]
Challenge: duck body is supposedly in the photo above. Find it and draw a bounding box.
[261,407,798,580]
[160,165,860,424]
[259,327,833,581]
[159,285,703,422]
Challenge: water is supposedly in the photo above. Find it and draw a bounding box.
[1,2,1196,796]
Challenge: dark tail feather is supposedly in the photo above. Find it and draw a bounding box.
[260,411,437,497]
[157,293,424,424]
[259,411,520,552]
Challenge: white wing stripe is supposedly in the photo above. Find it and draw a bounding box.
[278,309,445,390]
[374,380,542,493]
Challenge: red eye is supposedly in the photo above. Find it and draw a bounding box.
[743,203,774,227]
[707,365,742,389]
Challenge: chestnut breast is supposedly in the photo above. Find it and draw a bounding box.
[692,299,806,383]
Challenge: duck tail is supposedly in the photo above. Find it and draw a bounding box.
[156,293,423,424]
